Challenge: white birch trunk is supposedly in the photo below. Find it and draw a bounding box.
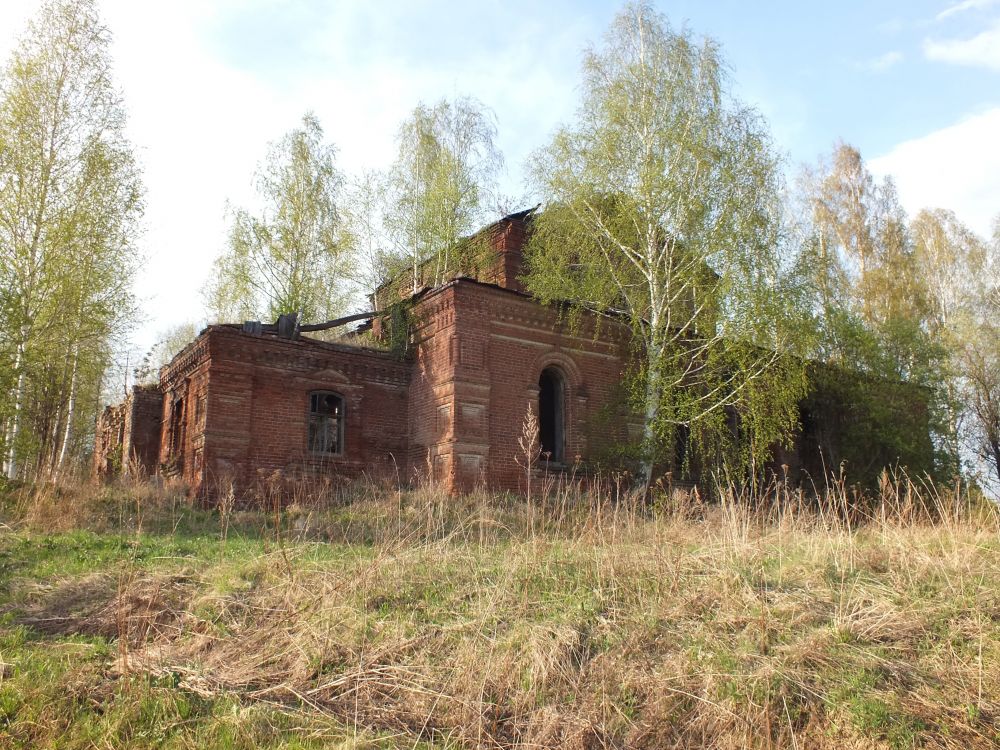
[639,362,662,490]
[56,344,80,475]
[4,337,27,480]
[638,312,664,490]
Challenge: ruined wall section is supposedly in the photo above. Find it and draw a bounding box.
[124,386,163,476]
[489,214,529,293]
[430,280,632,493]
[183,327,411,498]
[159,334,211,491]
[373,212,532,311]
[94,402,127,479]
[94,385,164,479]
[405,286,460,486]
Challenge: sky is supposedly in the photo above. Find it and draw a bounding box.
[1,0,998,362]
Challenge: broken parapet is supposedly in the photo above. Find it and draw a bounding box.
[240,311,382,340]
[93,384,164,479]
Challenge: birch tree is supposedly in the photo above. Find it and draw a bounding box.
[967,223,1000,492]
[385,97,503,292]
[342,170,395,300]
[524,3,806,484]
[795,145,957,478]
[911,209,988,335]
[802,143,928,338]
[206,113,351,324]
[954,309,1000,494]
[910,210,1000,493]
[0,0,143,479]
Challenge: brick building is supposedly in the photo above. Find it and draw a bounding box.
[95,209,929,498]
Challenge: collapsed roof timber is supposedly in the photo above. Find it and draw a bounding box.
[95,210,931,498]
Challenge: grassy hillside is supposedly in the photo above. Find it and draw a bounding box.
[0,476,998,749]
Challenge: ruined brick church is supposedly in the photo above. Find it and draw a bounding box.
[95,209,922,498]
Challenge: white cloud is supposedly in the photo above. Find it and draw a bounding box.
[935,0,1000,22]
[924,20,1000,70]
[857,50,904,72]
[869,107,1000,238]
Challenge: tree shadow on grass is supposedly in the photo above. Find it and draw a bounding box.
[9,570,192,645]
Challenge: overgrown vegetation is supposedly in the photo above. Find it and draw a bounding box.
[0,0,144,481]
[1,476,997,749]
[523,7,806,487]
[3,1,997,496]
[204,112,353,325]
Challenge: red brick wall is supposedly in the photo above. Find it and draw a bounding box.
[372,213,532,310]
[159,326,411,498]
[159,335,211,491]
[94,402,126,478]
[124,386,163,476]
[94,386,164,479]
[406,280,632,494]
[491,216,528,293]
[405,287,458,486]
[150,280,635,499]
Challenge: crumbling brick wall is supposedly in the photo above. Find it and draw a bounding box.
[146,214,639,499]
[157,326,412,499]
[373,209,533,310]
[123,386,163,477]
[93,385,164,479]
[404,279,632,494]
[159,334,211,491]
[94,402,127,479]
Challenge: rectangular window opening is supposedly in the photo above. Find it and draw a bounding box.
[308,392,344,455]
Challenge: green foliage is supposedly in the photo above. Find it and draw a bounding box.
[523,3,807,483]
[374,223,509,306]
[795,144,999,487]
[910,209,1000,494]
[383,299,415,360]
[205,113,352,325]
[0,0,143,480]
[384,96,503,293]
[803,363,937,486]
[953,309,1000,493]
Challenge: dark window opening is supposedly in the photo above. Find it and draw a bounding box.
[800,405,817,440]
[674,423,691,475]
[170,397,185,457]
[538,367,565,463]
[309,392,344,455]
[726,408,742,452]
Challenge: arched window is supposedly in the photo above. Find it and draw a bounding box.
[538,367,565,462]
[308,392,344,455]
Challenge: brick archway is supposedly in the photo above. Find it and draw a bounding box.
[529,351,583,390]
[527,352,583,465]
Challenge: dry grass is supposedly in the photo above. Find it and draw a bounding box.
[1,472,998,748]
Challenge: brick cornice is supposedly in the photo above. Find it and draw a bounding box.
[200,326,412,386]
[160,336,210,388]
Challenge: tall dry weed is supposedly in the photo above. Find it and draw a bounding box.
[5,467,999,748]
